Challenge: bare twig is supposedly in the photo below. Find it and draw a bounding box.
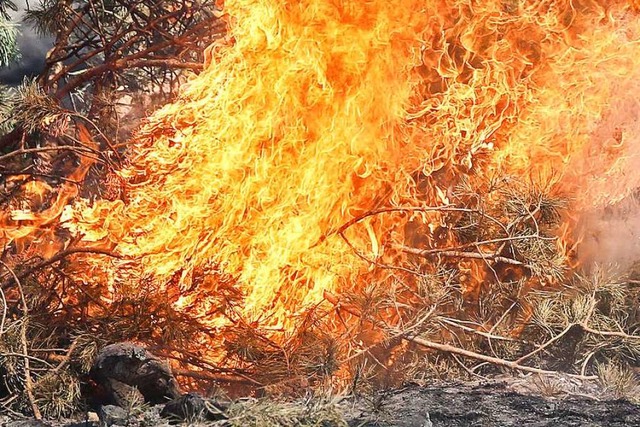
[0,286,6,339]
[338,231,427,278]
[173,369,260,386]
[437,317,522,344]
[515,324,575,365]
[402,332,596,380]
[0,353,54,367]
[325,290,598,381]
[398,244,531,268]
[0,247,119,289]
[0,260,42,419]
[327,205,507,241]
[0,170,83,185]
[0,145,103,163]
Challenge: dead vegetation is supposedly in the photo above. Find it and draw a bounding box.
[224,399,348,427]
[2,156,640,419]
[2,1,640,421]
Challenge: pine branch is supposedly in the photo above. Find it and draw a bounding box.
[0,18,19,67]
[0,0,17,21]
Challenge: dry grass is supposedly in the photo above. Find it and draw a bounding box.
[1,172,640,416]
[225,398,347,427]
[596,362,640,402]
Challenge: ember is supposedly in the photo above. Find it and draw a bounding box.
[2,0,640,420]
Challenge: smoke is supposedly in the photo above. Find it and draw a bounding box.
[578,195,640,272]
[574,80,640,272]
[0,0,53,86]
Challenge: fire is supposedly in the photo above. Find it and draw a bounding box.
[6,0,640,344]
[1,123,96,258]
[64,0,430,328]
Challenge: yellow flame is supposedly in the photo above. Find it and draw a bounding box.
[2,124,96,257]
[56,0,640,330]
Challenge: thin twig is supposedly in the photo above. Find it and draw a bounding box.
[150,348,263,386]
[581,324,640,340]
[325,291,597,381]
[0,261,42,419]
[0,170,82,185]
[0,145,102,163]
[398,244,531,268]
[50,338,80,374]
[402,332,597,380]
[338,231,427,278]
[515,324,575,365]
[0,394,27,419]
[415,234,555,256]
[0,352,55,367]
[70,114,123,162]
[437,317,522,344]
[1,247,119,289]
[0,286,6,338]
[327,205,507,242]
[173,369,261,386]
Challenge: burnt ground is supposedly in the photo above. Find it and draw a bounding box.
[344,382,640,427]
[1,380,639,426]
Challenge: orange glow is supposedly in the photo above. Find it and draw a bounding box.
[2,124,96,258]
[7,1,640,339]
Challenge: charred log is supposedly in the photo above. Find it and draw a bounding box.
[90,342,180,406]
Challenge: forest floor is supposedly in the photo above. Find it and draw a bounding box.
[344,380,640,426]
[2,376,639,426]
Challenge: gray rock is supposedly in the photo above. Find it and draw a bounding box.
[106,378,145,408]
[4,421,52,427]
[160,392,227,423]
[98,405,129,427]
[91,343,180,405]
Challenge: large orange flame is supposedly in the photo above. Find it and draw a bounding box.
[16,0,640,332]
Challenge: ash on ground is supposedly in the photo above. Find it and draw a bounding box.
[2,378,639,427]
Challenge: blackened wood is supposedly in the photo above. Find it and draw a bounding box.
[91,342,180,405]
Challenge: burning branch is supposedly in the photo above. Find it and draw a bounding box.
[0,247,119,290]
[324,289,597,381]
[397,244,531,268]
[3,0,640,417]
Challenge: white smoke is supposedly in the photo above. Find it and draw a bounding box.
[574,80,640,272]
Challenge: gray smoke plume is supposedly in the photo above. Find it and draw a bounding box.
[574,81,640,273]
[0,0,53,86]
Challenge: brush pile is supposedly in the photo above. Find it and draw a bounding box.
[2,168,640,419]
[2,0,640,422]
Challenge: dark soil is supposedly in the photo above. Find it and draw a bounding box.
[2,381,639,426]
[346,382,640,427]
